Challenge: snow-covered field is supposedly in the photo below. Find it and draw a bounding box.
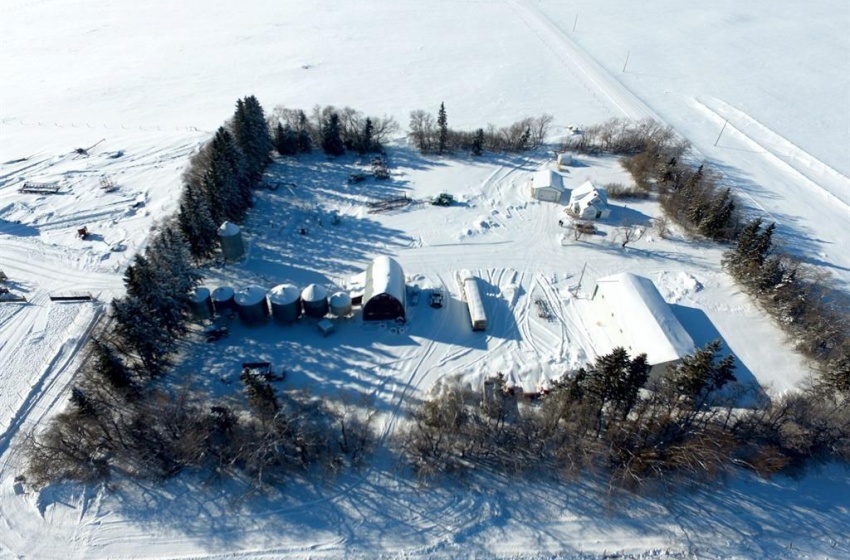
[1,1,848,558]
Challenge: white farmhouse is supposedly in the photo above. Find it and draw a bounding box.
[528,169,565,203]
[567,181,610,220]
[591,272,696,378]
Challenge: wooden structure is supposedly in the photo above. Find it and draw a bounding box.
[18,182,60,194]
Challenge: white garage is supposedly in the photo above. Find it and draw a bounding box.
[528,169,565,203]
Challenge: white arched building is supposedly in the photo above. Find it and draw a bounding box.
[592,272,695,377]
[362,256,406,322]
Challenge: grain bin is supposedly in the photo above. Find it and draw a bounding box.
[268,283,302,324]
[218,221,244,261]
[234,285,269,324]
[329,291,352,317]
[301,283,329,318]
[189,286,214,320]
[211,286,235,314]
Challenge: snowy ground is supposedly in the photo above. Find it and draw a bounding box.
[1,0,848,558]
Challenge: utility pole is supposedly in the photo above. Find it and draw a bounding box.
[574,262,587,297]
[622,50,631,73]
[572,13,578,32]
[714,119,729,147]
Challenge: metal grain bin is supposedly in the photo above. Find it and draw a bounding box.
[218,221,244,261]
[329,291,352,317]
[189,286,214,320]
[301,283,329,318]
[234,285,269,324]
[268,283,302,324]
[211,286,235,314]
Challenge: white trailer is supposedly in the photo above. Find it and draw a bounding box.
[459,269,487,331]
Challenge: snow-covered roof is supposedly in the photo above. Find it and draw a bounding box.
[594,273,695,365]
[234,285,267,306]
[364,256,405,303]
[531,169,564,191]
[301,283,328,303]
[570,181,608,205]
[218,221,240,236]
[268,284,300,305]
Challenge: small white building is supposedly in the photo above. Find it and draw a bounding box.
[592,272,695,378]
[528,169,565,203]
[567,181,610,220]
[556,152,574,170]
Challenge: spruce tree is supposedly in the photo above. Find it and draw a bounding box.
[472,128,484,156]
[232,96,272,183]
[358,117,374,155]
[178,182,218,258]
[296,110,312,153]
[663,340,736,404]
[70,387,97,417]
[274,122,298,155]
[321,112,345,156]
[437,102,448,154]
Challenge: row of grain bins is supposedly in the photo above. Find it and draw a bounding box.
[190,283,352,325]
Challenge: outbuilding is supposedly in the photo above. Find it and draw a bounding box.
[592,272,695,378]
[567,181,610,220]
[362,256,406,322]
[528,169,565,203]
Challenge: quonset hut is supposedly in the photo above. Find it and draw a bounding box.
[362,256,406,322]
[218,221,244,261]
[301,283,329,318]
[234,285,270,324]
[268,284,301,324]
[591,273,695,378]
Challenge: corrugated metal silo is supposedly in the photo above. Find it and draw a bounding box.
[218,221,244,261]
[234,285,269,324]
[329,291,352,317]
[268,284,302,324]
[189,286,214,320]
[211,286,235,314]
[301,283,329,318]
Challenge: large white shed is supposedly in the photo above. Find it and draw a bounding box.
[592,272,695,377]
[362,256,406,322]
[528,169,565,203]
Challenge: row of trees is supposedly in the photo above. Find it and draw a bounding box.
[178,95,272,258]
[399,344,849,492]
[270,105,399,158]
[409,103,553,155]
[566,118,739,241]
[723,219,850,392]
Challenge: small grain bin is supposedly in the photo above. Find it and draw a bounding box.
[329,291,352,317]
[218,221,244,261]
[189,286,214,320]
[211,286,235,314]
[234,285,269,324]
[301,283,329,318]
[268,284,302,324]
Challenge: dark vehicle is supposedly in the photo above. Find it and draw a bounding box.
[429,289,444,308]
[431,193,454,206]
[205,326,229,343]
[348,172,367,183]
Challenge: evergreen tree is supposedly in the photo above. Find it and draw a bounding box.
[321,112,345,156]
[472,128,484,156]
[90,339,133,392]
[722,217,764,282]
[70,387,97,417]
[296,110,312,153]
[232,96,272,183]
[437,102,448,154]
[699,187,735,240]
[663,340,736,404]
[585,347,649,420]
[358,117,374,155]
[274,122,298,155]
[178,182,219,258]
